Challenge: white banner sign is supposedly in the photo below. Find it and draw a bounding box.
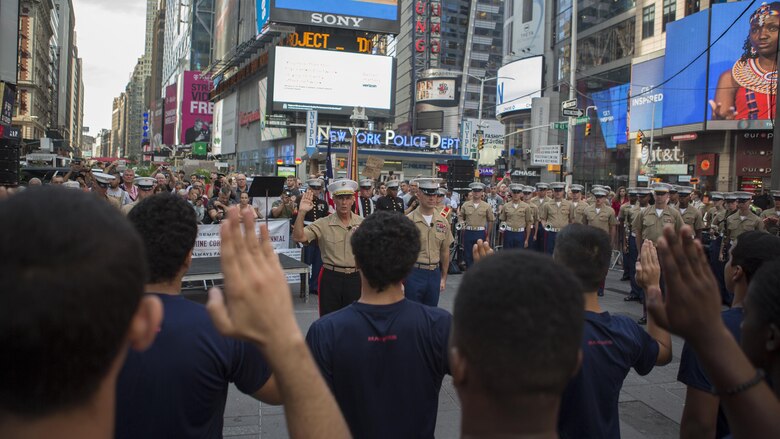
[531,145,562,166]
[193,220,290,258]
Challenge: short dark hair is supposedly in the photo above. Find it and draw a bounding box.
[127,193,197,283]
[747,259,780,327]
[350,211,420,292]
[730,232,780,283]
[553,224,611,292]
[453,251,583,400]
[0,188,147,417]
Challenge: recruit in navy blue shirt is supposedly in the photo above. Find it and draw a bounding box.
[115,294,273,439]
[306,299,452,439]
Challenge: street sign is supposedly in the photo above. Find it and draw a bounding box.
[671,133,698,142]
[562,99,577,109]
[531,145,562,166]
[552,122,568,130]
[562,108,584,117]
[572,116,589,126]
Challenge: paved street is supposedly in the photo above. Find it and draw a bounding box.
[185,264,688,438]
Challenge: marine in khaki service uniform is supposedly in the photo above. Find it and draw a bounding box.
[298,178,331,297]
[759,190,780,236]
[569,184,588,224]
[631,183,684,245]
[539,182,572,254]
[622,188,650,302]
[521,185,540,250]
[405,178,454,306]
[435,187,455,222]
[583,187,617,242]
[92,172,122,210]
[725,191,765,244]
[499,184,534,249]
[121,177,156,215]
[457,182,495,267]
[675,187,704,237]
[709,193,740,306]
[294,179,363,317]
[530,182,552,252]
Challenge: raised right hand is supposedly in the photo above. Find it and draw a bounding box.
[298,190,314,213]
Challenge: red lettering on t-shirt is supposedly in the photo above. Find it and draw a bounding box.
[587,339,614,346]
[367,335,398,343]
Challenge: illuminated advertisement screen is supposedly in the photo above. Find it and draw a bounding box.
[662,10,709,128]
[270,0,400,34]
[496,55,543,116]
[416,78,457,103]
[269,46,395,117]
[591,84,629,149]
[707,1,777,130]
[629,56,664,133]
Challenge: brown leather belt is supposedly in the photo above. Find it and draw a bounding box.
[323,264,359,274]
[414,263,439,271]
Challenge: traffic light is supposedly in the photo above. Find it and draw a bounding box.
[585,122,592,137]
[636,131,643,145]
[478,136,485,150]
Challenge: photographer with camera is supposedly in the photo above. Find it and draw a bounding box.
[271,190,297,219]
[206,186,234,224]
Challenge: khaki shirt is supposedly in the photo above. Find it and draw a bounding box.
[619,203,642,235]
[527,201,540,224]
[499,201,533,229]
[437,206,455,222]
[760,208,780,236]
[121,201,138,215]
[679,206,704,231]
[540,199,572,230]
[458,200,495,227]
[408,208,454,266]
[711,208,733,235]
[632,205,684,244]
[583,205,617,234]
[726,211,765,241]
[303,213,364,267]
[701,204,720,229]
[570,200,588,224]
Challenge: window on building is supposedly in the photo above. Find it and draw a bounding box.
[523,0,533,23]
[642,5,655,39]
[662,0,676,32]
[685,0,700,16]
[506,0,513,19]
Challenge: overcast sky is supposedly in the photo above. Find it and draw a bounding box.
[72,0,147,135]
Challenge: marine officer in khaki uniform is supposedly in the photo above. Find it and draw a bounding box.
[583,187,617,244]
[632,182,684,324]
[294,179,363,317]
[725,191,765,245]
[621,187,649,302]
[539,182,572,254]
[521,185,539,250]
[92,172,122,210]
[499,183,534,249]
[405,178,454,306]
[760,190,780,236]
[531,182,551,251]
[298,177,330,298]
[676,186,704,238]
[457,181,495,268]
[121,177,156,215]
[569,184,588,224]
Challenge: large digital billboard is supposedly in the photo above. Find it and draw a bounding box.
[662,10,709,128]
[591,84,629,149]
[707,1,777,130]
[629,56,664,133]
[269,0,400,34]
[496,55,543,116]
[163,84,177,146]
[268,46,395,117]
[416,78,457,103]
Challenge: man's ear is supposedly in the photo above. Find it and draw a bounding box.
[450,346,468,389]
[732,264,745,284]
[127,295,163,351]
[766,323,780,353]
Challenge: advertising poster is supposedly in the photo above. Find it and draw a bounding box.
[270,0,400,34]
[629,56,664,133]
[163,84,178,146]
[496,55,543,115]
[707,1,777,130]
[270,46,394,117]
[591,84,629,149]
[662,10,709,128]
[511,0,545,56]
[180,71,214,145]
[415,79,456,102]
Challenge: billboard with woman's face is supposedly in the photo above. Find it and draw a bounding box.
[707,1,779,130]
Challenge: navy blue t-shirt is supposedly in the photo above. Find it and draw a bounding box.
[559,311,659,439]
[305,299,451,439]
[677,307,743,439]
[115,294,272,439]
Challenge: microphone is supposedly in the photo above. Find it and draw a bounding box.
[347,226,352,230]
[430,223,434,228]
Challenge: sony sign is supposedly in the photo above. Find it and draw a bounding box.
[311,13,365,28]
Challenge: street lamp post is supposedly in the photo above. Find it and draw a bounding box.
[465,74,514,167]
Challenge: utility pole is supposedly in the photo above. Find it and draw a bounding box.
[564,0,578,182]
